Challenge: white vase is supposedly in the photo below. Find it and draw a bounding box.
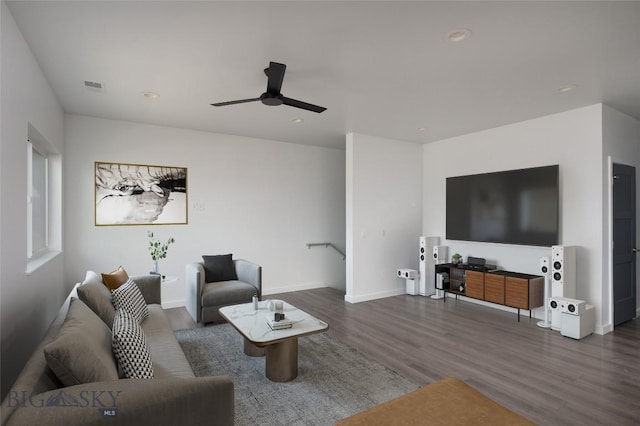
[151,260,159,275]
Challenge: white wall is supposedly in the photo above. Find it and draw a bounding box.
[423,105,607,332]
[64,115,346,305]
[1,2,66,398]
[346,133,423,303]
[602,105,640,326]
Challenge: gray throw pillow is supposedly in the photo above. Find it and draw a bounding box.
[111,278,149,324]
[202,254,238,283]
[78,279,116,328]
[112,309,154,379]
[44,298,119,386]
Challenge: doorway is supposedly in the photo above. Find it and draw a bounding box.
[613,163,636,327]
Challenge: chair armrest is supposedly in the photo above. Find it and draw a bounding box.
[185,263,204,323]
[4,377,234,426]
[234,259,262,298]
[130,274,161,305]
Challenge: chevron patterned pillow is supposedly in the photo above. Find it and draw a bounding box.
[111,278,149,324]
[112,309,154,379]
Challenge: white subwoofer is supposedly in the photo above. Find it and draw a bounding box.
[561,304,595,339]
[405,279,419,295]
[551,245,577,298]
[419,236,439,296]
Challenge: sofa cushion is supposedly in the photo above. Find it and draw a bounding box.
[142,305,195,378]
[112,309,154,379]
[78,278,116,328]
[202,280,257,307]
[101,265,130,290]
[202,254,237,283]
[43,297,119,386]
[84,270,103,286]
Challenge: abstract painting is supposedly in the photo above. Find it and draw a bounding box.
[95,161,187,225]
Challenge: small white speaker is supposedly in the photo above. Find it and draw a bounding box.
[397,268,418,279]
[551,245,577,298]
[558,297,586,316]
[539,256,550,276]
[433,245,447,264]
[419,237,439,296]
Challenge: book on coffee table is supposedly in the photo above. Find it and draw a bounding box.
[266,315,293,330]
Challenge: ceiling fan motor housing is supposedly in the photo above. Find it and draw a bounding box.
[260,92,283,106]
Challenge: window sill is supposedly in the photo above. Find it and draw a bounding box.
[26,250,62,275]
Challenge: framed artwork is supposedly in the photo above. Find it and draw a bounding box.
[95,161,187,226]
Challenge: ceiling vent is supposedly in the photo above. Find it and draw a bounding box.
[83,80,105,93]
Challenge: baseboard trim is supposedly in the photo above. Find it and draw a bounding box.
[263,282,328,296]
[599,323,613,335]
[162,299,185,309]
[344,288,405,304]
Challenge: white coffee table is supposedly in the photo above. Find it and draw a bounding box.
[218,301,328,382]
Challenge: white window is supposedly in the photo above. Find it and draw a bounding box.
[26,124,62,273]
[27,141,49,259]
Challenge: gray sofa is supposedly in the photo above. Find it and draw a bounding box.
[1,273,234,425]
[186,259,262,324]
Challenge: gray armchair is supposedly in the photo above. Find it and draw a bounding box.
[186,259,262,323]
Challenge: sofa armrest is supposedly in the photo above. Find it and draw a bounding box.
[4,377,234,426]
[234,259,262,298]
[185,263,204,323]
[130,274,161,305]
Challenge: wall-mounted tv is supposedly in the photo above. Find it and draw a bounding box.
[446,165,559,247]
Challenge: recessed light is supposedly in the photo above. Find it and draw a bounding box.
[417,127,427,132]
[292,118,304,123]
[558,84,577,93]
[142,91,160,99]
[447,28,472,42]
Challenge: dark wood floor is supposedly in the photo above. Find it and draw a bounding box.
[167,288,640,425]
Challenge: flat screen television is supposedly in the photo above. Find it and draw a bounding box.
[446,165,559,247]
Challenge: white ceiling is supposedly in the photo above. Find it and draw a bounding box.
[6,1,640,149]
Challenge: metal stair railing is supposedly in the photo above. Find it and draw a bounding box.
[306,242,345,260]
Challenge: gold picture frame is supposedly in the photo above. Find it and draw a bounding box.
[95,161,187,226]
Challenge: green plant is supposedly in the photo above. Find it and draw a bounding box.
[147,231,175,261]
[452,253,462,261]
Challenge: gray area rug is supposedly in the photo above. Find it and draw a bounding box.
[176,324,418,425]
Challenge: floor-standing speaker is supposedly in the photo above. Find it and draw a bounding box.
[537,256,552,329]
[548,296,563,331]
[419,236,439,296]
[551,245,577,298]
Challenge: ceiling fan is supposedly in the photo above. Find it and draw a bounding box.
[211,62,326,113]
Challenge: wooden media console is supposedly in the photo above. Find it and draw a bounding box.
[435,263,544,321]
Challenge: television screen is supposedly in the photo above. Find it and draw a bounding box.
[446,165,559,246]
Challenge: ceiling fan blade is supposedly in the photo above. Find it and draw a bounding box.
[266,62,286,94]
[282,97,327,113]
[211,98,261,107]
